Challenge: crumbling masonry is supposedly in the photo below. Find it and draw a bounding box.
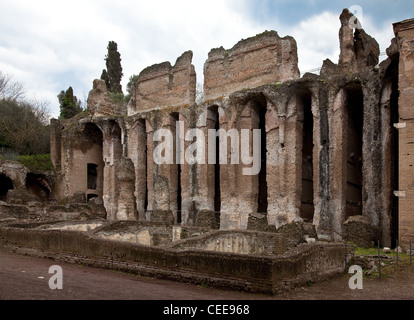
[50,10,414,249]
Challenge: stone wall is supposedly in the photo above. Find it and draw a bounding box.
[394,18,414,249]
[170,229,286,256]
[128,51,196,114]
[0,221,347,294]
[55,121,104,202]
[203,31,300,101]
[49,10,414,249]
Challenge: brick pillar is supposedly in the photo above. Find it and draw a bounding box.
[394,19,414,249]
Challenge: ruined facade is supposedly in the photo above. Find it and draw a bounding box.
[50,10,414,249]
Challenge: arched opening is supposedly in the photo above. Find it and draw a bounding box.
[300,91,315,222]
[26,173,51,202]
[0,174,14,201]
[345,85,364,219]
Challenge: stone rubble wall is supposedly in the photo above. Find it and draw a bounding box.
[203,30,300,101]
[0,221,347,294]
[128,51,196,114]
[48,10,414,249]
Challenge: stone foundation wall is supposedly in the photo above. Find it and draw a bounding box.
[0,222,346,294]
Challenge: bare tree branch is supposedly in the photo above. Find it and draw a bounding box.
[0,71,25,101]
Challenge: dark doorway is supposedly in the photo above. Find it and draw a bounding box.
[0,174,14,202]
[26,173,51,202]
[345,86,364,219]
[87,194,99,202]
[389,60,400,248]
[301,93,315,222]
[172,113,182,223]
[209,106,221,214]
[257,100,268,214]
[87,163,98,190]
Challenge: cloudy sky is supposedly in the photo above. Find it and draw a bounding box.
[0,0,412,118]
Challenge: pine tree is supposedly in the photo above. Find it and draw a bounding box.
[100,69,109,89]
[58,87,83,119]
[104,41,123,94]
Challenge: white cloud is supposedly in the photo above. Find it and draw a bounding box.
[290,11,341,73]
[0,0,264,117]
[0,0,399,118]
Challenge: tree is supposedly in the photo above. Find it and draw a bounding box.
[0,71,50,155]
[125,74,139,102]
[0,71,24,101]
[102,41,123,94]
[100,69,109,89]
[58,87,83,119]
[0,98,50,155]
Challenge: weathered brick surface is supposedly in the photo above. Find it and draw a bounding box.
[48,12,414,250]
[129,51,196,113]
[394,19,414,248]
[203,31,300,101]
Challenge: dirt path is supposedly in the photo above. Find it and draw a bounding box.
[1,248,414,301]
[277,264,414,300]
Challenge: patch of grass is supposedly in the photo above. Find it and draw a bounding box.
[354,247,379,256]
[353,245,413,278]
[18,154,54,172]
[354,246,410,260]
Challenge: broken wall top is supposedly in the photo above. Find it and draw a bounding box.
[203,30,300,101]
[128,50,196,114]
[87,79,126,116]
[338,9,380,73]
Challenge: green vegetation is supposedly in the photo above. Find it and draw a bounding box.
[18,154,54,172]
[58,86,84,120]
[352,245,413,278]
[125,74,139,103]
[108,91,126,104]
[101,41,124,94]
[0,72,50,155]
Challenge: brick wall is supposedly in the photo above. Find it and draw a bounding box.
[394,19,414,248]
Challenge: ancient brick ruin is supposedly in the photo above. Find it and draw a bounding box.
[43,9,412,250]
